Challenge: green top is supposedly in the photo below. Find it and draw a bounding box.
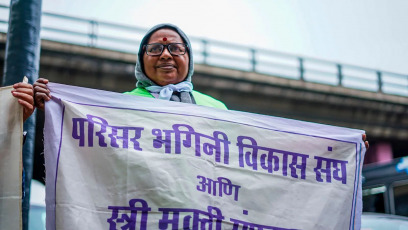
[124,88,228,110]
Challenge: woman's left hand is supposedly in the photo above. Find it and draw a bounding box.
[362,134,369,149]
[12,82,34,122]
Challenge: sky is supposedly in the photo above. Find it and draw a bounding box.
[1,0,408,75]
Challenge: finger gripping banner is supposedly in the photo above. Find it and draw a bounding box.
[44,83,366,230]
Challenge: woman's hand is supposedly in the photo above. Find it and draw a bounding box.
[12,82,34,122]
[363,134,369,149]
[33,78,51,110]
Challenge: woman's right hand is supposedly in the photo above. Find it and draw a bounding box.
[33,78,51,110]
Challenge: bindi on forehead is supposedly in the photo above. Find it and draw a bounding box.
[150,29,182,42]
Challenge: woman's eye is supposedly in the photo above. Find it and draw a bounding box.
[148,45,161,53]
[170,47,179,52]
[171,45,184,52]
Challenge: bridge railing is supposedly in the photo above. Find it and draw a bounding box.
[1,4,407,97]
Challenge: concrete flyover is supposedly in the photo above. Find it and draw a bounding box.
[1,32,407,158]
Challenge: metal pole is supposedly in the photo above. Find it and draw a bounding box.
[202,39,208,65]
[2,1,42,230]
[299,58,304,81]
[250,48,256,72]
[337,64,343,86]
[89,20,98,47]
[377,71,383,93]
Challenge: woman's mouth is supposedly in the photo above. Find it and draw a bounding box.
[157,64,176,70]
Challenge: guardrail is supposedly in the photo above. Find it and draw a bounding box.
[1,4,407,96]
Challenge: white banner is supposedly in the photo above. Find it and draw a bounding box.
[44,83,366,230]
[0,86,23,230]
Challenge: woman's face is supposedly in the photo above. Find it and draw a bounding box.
[143,29,189,86]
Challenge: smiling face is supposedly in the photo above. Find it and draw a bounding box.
[143,29,190,86]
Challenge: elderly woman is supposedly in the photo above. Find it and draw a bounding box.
[34,24,227,110]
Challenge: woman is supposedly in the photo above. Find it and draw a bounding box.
[34,24,227,110]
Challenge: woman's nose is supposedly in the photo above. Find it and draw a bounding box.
[160,47,172,59]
